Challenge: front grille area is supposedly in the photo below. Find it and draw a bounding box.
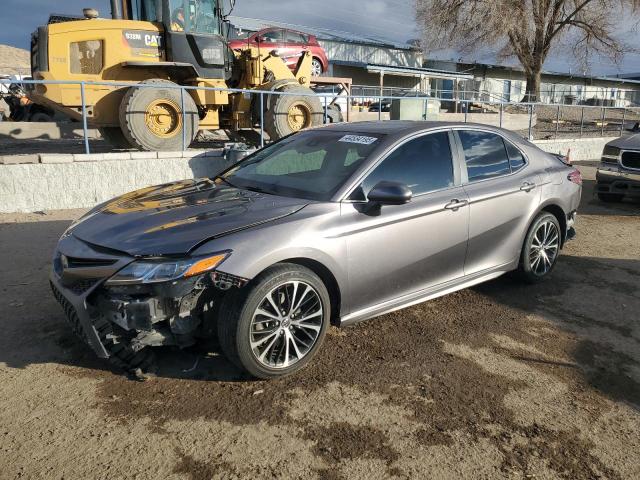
[66,278,100,295]
[50,281,86,339]
[621,151,640,170]
[65,256,117,268]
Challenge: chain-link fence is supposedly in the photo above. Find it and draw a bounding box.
[2,78,639,155]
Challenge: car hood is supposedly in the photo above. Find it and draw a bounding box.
[69,179,309,256]
[607,133,640,150]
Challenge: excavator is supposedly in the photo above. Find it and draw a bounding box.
[29,0,324,150]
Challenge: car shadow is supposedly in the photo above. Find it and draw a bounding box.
[473,254,640,409]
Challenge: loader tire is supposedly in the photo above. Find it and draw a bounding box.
[99,126,132,149]
[264,85,323,140]
[119,79,199,151]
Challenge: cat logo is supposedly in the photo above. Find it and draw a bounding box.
[123,30,163,51]
[144,34,162,48]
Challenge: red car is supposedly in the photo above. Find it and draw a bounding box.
[228,27,329,77]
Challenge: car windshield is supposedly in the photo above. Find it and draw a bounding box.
[220,130,384,201]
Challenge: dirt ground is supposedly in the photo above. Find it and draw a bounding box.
[0,162,639,480]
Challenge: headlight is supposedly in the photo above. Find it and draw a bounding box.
[105,252,229,285]
[601,145,620,163]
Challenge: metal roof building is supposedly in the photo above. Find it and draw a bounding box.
[228,15,422,68]
[228,15,443,94]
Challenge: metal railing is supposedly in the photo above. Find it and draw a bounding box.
[350,85,509,104]
[1,78,639,155]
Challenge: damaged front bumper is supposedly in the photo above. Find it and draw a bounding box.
[50,233,246,360]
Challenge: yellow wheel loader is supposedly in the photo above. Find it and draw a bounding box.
[29,0,323,150]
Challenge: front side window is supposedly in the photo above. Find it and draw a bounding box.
[354,132,454,199]
[458,130,511,182]
[259,29,284,43]
[169,0,219,35]
[221,131,383,201]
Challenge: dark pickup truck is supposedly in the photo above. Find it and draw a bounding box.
[596,134,640,202]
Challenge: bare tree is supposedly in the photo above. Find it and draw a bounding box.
[415,0,639,101]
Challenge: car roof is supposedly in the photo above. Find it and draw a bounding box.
[317,120,511,138]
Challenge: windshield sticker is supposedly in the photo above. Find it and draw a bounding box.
[338,135,378,145]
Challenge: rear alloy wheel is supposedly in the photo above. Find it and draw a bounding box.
[218,264,330,378]
[597,192,624,203]
[519,212,561,282]
[311,58,323,77]
[119,79,199,151]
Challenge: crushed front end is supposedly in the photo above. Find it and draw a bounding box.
[50,233,246,371]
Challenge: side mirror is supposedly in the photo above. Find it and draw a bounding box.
[367,181,412,206]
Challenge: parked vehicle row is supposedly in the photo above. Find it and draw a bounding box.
[50,121,581,379]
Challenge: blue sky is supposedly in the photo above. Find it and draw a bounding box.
[1,0,639,76]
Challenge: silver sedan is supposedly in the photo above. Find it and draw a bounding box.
[50,121,582,378]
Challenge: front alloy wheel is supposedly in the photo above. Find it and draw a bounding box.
[250,281,323,369]
[218,264,330,378]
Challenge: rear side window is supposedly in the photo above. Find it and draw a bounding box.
[458,131,511,182]
[504,140,526,172]
[286,31,307,43]
[359,132,454,197]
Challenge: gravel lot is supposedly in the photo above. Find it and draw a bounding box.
[0,162,639,479]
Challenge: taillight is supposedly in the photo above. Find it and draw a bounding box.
[567,169,582,185]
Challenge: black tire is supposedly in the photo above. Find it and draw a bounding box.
[264,85,323,141]
[597,192,624,203]
[518,212,562,283]
[325,104,343,124]
[119,79,199,151]
[98,126,132,149]
[217,263,331,379]
[30,112,53,122]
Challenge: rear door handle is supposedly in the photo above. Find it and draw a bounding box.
[444,199,469,211]
[520,182,536,192]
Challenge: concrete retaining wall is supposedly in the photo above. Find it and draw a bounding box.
[0,151,232,213]
[439,113,536,131]
[534,136,614,161]
[0,137,612,213]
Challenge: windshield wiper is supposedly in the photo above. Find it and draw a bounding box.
[214,176,237,188]
[241,185,274,195]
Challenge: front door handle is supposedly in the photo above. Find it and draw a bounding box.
[444,199,469,211]
[520,181,536,192]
